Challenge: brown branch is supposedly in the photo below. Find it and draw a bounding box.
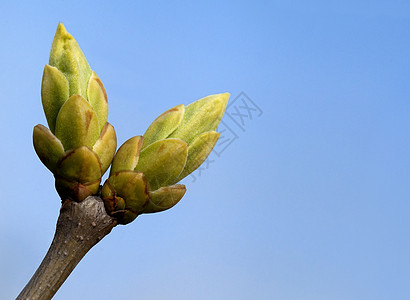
[17,196,117,300]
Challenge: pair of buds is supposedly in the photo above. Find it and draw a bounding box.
[33,23,229,224]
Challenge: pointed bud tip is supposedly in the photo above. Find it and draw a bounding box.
[55,22,73,40]
[219,92,230,105]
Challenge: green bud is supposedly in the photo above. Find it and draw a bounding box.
[141,93,229,182]
[102,93,228,224]
[42,23,109,134]
[34,23,117,202]
[33,124,65,173]
[49,23,92,99]
[101,171,149,224]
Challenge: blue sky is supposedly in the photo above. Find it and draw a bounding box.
[1,1,409,299]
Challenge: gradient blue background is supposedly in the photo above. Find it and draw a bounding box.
[1,1,409,299]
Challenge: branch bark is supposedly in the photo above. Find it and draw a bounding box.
[17,196,117,300]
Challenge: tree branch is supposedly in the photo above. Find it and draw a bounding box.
[17,196,117,300]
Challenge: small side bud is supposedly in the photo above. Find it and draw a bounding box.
[33,124,65,173]
[101,171,150,225]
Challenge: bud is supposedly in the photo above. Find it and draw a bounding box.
[167,93,229,144]
[101,171,149,224]
[101,93,229,224]
[141,93,229,183]
[48,23,91,99]
[33,23,116,201]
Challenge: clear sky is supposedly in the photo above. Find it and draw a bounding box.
[1,1,409,299]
